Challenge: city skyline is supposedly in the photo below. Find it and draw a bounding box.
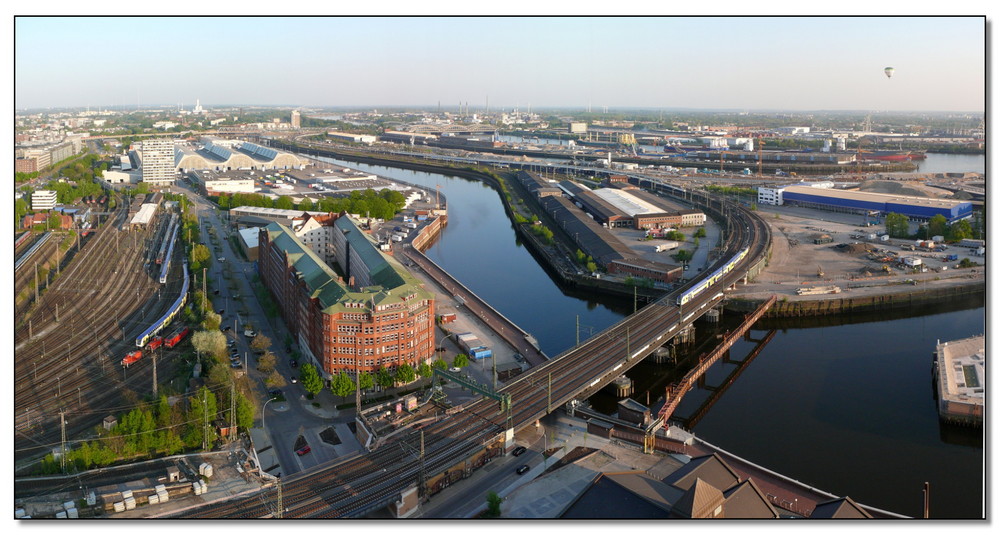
[14,16,986,113]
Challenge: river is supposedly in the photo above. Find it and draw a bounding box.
[312,152,984,519]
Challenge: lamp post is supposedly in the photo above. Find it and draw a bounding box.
[262,396,276,439]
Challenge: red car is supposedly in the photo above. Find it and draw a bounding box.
[296,445,311,456]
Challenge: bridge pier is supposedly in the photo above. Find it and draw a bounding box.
[612,376,634,397]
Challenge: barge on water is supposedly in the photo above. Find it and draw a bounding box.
[933,335,984,426]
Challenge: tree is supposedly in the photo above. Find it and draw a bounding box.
[948,219,973,242]
[431,359,448,371]
[250,333,272,353]
[301,363,324,397]
[694,227,707,238]
[298,198,314,212]
[257,352,277,374]
[202,311,222,332]
[265,371,287,388]
[672,249,693,265]
[190,244,211,271]
[395,364,416,385]
[14,198,28,227]
[453,354,470,368]
[375,367,395,389]
[275,196,294,210]
[417,362,433,379]
[330,372,356,401]
[183,387,218,449]
[484,491,503,518]
[358,371,374,391]
[884,212,910,239]
[235,393,255,430]
[928,214,948,239]
[191,330,227,361]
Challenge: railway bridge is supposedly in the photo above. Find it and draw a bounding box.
[183,197,773,519]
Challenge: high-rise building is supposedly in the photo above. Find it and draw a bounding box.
[140,139,177,186]
[291,109,301,128]
[31,190,58,211]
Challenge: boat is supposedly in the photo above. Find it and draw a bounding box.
[859,150,915,161]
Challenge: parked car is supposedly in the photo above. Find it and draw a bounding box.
[268,389,283,398]
[289,359,298,368]
[512,446,527,457]
[296,445,311,456]
[516,464,530,475]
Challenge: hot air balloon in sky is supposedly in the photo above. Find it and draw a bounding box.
[884,67,895,79]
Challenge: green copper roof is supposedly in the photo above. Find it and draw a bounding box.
[265,218,432,315]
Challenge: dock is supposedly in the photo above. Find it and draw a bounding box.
[933,335,984,426]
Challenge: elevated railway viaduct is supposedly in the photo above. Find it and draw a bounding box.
[182,198,772,518]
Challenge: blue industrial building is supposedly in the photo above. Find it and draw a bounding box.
[772,185,972,222]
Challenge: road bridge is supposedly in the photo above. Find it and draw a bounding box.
[181,157,773,519]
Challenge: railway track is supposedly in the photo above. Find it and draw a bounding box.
[183,201,771,518]
[14,201,189,464]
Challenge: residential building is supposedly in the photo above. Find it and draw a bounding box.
[31,190,58,211]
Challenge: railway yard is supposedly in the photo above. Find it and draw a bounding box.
[14,197,189,468]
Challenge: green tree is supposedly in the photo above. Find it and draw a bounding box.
[190,243,211,270]
[484,491,503,518]
[235,393,255,430]
[672,249,693,264]
[301,363,324,396]
[395,364,416,385]
[417,362,433,379]
[927,214,948,238]
[453,354,470,368]
[275,196,294,210]
[47,212,63,230]
[585,261,598,273]
[948,219,973,242]
[14,198,28,227]
[694,227,707,238]
[183,387,218,449]
[375,367,394,389]
[431,359,448,371]
[358,371,374,391]
[330,372,356,401]
[298,198,314,212]
[884,212,910,238]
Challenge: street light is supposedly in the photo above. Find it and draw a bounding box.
[262,396,277,438]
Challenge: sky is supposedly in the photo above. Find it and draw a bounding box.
[11,14,989,113]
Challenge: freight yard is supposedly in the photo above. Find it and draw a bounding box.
[14,194,192,470]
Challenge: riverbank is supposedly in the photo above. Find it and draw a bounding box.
[280,141,984,318]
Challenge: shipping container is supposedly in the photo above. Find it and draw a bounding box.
[469,346,493,360]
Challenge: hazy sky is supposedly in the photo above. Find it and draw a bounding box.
[14,16,987,112]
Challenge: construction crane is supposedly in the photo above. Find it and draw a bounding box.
[618,133,638,157]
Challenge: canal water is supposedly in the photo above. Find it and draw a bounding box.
[313,153,984,519]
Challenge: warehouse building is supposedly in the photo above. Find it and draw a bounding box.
[175,137,303,172]
[258,214,435,379]
[539,196,682,283]
[188,169,257,195]
[515,170,562,198]
[757,184,973,222]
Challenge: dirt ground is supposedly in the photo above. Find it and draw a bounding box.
[730,204,985,300]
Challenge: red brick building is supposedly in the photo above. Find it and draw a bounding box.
[258,214,435,379]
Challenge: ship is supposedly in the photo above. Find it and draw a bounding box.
[859,150,917,162]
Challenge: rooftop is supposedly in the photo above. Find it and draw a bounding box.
[936,335,985,405]
[783,185,969,209]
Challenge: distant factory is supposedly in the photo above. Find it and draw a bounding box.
[757,183,973,222]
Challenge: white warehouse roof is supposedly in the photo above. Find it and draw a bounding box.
[592,188,665,217]
[130,204,157,226]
